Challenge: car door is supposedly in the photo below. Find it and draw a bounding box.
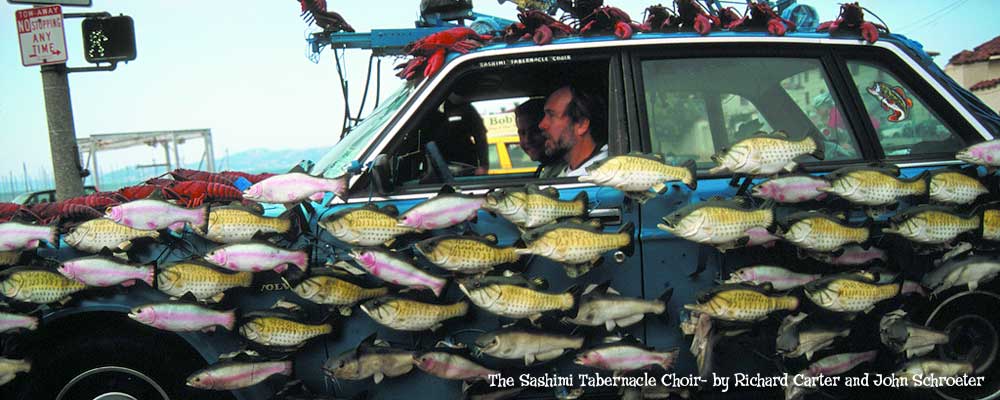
[627,44,876,377]
[311,47,643,399]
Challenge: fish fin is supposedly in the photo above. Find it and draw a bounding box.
[381,204,400,217]
[210,293,226,303]
[438,185,456,195]
[524,353,536,365]
[585,280,612,296]
[573,190,589,209]
[651,183,668,194]
[605,320,616,331]
[483,234,498,244]
[681,159,698,190]
[121,279,136,287]
[809,133,825,160]
[619,222,635,257]
[544,187,560,199]
[968,280,978,291]
[805,350,814,360]
[658,287,674,308]
[616,314,645,328]
[374,372,385,384]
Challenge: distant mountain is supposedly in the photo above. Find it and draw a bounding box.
[94,147,330,190]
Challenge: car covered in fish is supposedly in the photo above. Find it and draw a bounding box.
[2,2,1000,400]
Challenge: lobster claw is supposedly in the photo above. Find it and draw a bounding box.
[533,24,553,45]
[423,49,447,79]
[693,14,712,36]
[767,19,786,36]
[860,22,879,43]
[614,21,633,40]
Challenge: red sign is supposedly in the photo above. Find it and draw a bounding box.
[15,5,68,66]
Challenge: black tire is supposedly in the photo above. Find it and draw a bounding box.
[8,312,235,400]
[925,288,1000,400]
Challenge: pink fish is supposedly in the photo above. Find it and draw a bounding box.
[726,266,821,290]
[105,199,207,233]
[128,303,235,332]
[350,248,446,296]
[186,361,293,390]
[805,350,878,376]
[574,344,678,372]
[414,352,497,381]
[397,192,485,232]
[0,222,56,251]
[242,172,348,204]
[751,175,830,203]
[204,243,307,273]
[0,312,37,333]
[814,245,887,266]
[58,256,155,287]
[956,139,1000,167]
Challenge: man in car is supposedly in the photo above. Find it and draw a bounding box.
[539,84,608,177]
[514,98,564,177]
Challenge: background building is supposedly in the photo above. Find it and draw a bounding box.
[946,35,1000,112]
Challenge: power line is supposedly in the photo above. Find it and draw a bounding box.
[897,0,969,33]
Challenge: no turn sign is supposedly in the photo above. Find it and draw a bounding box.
[15,5,68,66]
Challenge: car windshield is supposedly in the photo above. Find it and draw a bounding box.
[11,193,31,204]
[312,83,417,178]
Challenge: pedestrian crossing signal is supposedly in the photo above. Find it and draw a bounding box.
[81,15,135,63]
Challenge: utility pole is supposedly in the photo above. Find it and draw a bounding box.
[41,63,85,200]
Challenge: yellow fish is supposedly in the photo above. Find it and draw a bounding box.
[64,218,159,253]
[805,276,899,313]
[157,261,253,302]
[684,286,798,322]
[781,212,869,252]
[319,204,413,246]
[0,269,86,304]
[361,296,468,331]
[459,282,574,320]
[292,275,388,314]
[239,316,332,348]
[710,131,823,175]
[193,206,291,243]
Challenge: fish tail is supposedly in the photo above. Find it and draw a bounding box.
[659,349,679,369]
[453,301,470,317]
[279,360,294,376]
[46,226,58,246]
[805,134,825,160]
[573,191,589,215]
[431,276,447,297]
[191,205,209,231]
[779,296,799,311]
[142,265,155,287]
[293,250,309,271]
[682,159,698,190]
[222,310,236,331]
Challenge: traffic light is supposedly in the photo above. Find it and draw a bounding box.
[81,15,136,64]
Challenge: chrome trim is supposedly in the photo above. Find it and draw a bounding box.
[342,182,595,204]
[345,35,992,195]
[895,160,965,168]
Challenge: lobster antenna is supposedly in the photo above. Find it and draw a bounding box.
[862,7,891,33]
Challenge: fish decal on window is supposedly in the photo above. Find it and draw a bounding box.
[866,82,913,122]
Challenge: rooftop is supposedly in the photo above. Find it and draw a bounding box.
[948,35,1000,65]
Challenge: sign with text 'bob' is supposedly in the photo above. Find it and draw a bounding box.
[15,5,68,66]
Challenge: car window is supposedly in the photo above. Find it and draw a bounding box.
[381,56,611,189]
[845,61,965,157]
[641,57,861,167]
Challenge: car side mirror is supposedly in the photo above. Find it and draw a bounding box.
[371,154,395,195]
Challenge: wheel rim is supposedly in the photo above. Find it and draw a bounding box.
[926,290,1000,400]
[56,366,170,400]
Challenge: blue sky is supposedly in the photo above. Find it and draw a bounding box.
[1,0,997,188]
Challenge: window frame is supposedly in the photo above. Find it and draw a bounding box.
[353,49,627,198]
[628,43,889,177]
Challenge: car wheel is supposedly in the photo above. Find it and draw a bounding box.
[926,290,1000,400]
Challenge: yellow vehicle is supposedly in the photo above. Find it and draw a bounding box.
[484,112,537,175]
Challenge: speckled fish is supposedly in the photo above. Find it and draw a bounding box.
[414,351,497,381]
[0,251,21,266]
[242,172,348,204]
[579,153,696,200]
[58,256,154,287]
[398,186,485,231]
[105,199,207,233]
[882,205,979,244]
[63,218,159,253]
[928,170,988,204]
[0,311,37,333]
[725,266,821,291]
[324,335,414,383]
[807,244,887,266]
[880,310,948,358]
[820,166,926,206]
[575,342,679,373]
[982,208,1000,241]
[517,222,633,277]
[804,274,899,313]
[562,283,670,331]
[186,360,292,390]
[0,222,56,251]
[483,186,587,228]
[128,303,235,332]
[361,296,468,331]
[867,82,913,122]
[956,139,1000,168]
[459,281,574,319]
[0,269,85,304]
[204,242,307,273]
[658,201,773,245]
[349,247,447,296]
[292,275,388,313]
[751,175,830,203]
[922,256,1000,295]
[776,313,850,360]
[781,212,869,252]
[193,206,292,243]
[892,360,974,387]
[157,261,252,302]
[239,316,332,347]
[475,329,584,365]
[414,234,519,275]
[683,285,798,322]
[0,358,30,386]
[709,132,824,175]
[319,204,413,246]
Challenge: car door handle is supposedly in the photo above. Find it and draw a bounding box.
[590,207,622,225]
